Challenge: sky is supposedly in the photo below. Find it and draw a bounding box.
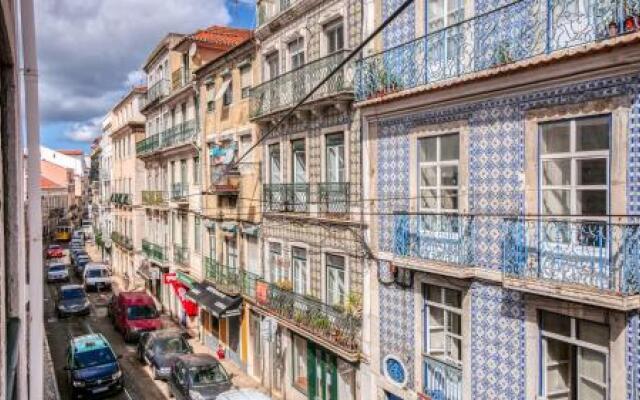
[36,0,255,153]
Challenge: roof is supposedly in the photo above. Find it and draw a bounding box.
[176,353,219,367]
[58,150,84,156]
[187,26,251,47]
[40,176,64,190]
[72,334,109,352]
[194,36,255,78]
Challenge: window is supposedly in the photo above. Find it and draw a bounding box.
[427,0,464,31]
[269,143,281,184]
[292,335,308,394]
[326,133,345,183]
[222,79,233,106]
[325,20,344,54]
[227,238,237,269]
[291,140,306,184]
[423,284,462,364]
[206,83,215,112]
[540,116,609,218]
[269,242,285,284]
[288,37,305,70]
[239,134,252,158]
[194,217,201,253]
[265,52,279,80]
[245,235,260,275]
[539,311,609,400]
[292,247,307,295]
[426,0,464,79]
[419,133,459,211]
[240,66,252,98]
[193,157,200,185]
[326,254,345,306]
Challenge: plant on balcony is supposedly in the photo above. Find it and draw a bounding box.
[624,2,640,32]
[344,292,363,318]
[310,314,331,332]
[363,63,402,99]
[275,279,293,291]
[494,41,513,66]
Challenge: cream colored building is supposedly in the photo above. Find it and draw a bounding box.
[109,87,146,281]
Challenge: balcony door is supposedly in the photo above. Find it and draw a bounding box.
[181,159,187,190]
[291,140,307,211]
[326,134,345,183]
[426,0,464,82]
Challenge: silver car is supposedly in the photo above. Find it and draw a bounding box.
[47,263,69,283]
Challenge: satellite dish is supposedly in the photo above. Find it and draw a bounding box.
[189,43,197,58]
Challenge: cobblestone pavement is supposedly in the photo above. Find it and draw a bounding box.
[46,241,269,399]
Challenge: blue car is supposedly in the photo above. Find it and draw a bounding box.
[65,334,124,399]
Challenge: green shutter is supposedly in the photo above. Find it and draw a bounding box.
[328,354,338,400]
[307,341,317,400]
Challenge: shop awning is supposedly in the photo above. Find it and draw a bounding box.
[242,224,260,237]
[220,222,237,233]
[186,283,242,318]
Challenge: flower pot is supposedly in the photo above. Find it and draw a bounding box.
[624,16,637,32]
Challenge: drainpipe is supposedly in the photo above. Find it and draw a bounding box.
[21,0,44,397]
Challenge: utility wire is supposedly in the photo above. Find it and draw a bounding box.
[206,0,417,192]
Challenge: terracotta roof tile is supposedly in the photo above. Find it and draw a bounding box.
[40,176,64,190]
[57,149,84,156]
[188,26,252,48]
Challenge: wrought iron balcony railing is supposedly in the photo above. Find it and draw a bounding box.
[142,190,167,206]
[136,120,198,156]
[423,355,462,400]
[171,183,188,202]
[242,272,361,353]
[251,50,353,118]
[111,231,133,250]
[503,218,640,295]
[394,213,476,266]
[142,79,170,108]
[174,244,189,266]
[263,183,309,213]
[204,257,242,295]
[356,0,634,100]
[142,239,166,263]
[110,193,131,205]
[318,182,350,215]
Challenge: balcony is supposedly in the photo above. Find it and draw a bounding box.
[356,0,633,101]
[243,272,361,356]
[174,244,189,266]
[251,50,353,119]
[142,239,167,263]
[111,231,133,251]
[204,257,242,295]
[142,190,167,206]
[263,183,309,213]
[136,120,198,156]
[393,213,475,267]
[210,165,241,196]
[423,355,462,400]
[503,218,640,296]
[171,183,188,202]
[141,79,170,109]
[318,182,350,215]
[110,193,131,205]
[172,68,189,91]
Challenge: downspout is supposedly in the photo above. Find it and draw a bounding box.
[21,0,44,397]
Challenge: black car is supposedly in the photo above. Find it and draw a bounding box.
[56,284,91,318]
[137,329,192,380]
[168,354,232,400]
[65,334,123,399]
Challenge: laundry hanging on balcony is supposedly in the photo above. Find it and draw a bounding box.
[167,275,198,316]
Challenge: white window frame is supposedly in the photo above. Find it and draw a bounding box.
[325,253,346,306]
[423,284,463,367]
[291,246,307,295]
[268,142,282,184]
[265,51,279,81]
[418,133,460,213]
[324,19,344,55]
[288,37,305,71]
[427,0,464,31]
[268,241,285,284]
[539,310,610,400]
[325,133,345,183]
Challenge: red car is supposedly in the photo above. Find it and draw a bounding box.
[108,292,162,342]
[46,244,64,259]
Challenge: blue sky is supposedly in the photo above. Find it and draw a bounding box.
[38,0,255,153]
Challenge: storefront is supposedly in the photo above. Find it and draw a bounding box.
[164,272,198,329]
[187,282,244,367]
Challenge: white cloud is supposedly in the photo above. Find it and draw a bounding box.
[65,118,102,143]
[36,0,233,138]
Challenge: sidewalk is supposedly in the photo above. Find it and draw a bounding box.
[84,241,267,394]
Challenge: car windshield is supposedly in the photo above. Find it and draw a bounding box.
[189,364,229,387]
[127,305,158,320]
[73,347,116,369]
[49,246,61,250]
[49,265,66,271]
[86,269,107,278]
[154,336,189,353]
[61,288,85,300]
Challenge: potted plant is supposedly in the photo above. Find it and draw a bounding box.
[494,41,513,66]
[624,2,640,32]
[344,292,363,318]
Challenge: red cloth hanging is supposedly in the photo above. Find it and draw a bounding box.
[170,279,198,316]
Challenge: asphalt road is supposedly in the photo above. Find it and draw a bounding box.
[44,249,171,400]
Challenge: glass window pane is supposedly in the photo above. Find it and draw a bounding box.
[546,338,571,395]
[542,159,570,186]
[577,159,607,185]
[542,190,570,215]
[448,313,461,335]
[541,121,571,154]
[576,117,609,151]
[576,190,607,216]
[429,328,445,352]
[441,189,458,210]
[447,336,461,362]
[577,320,609,348]
[440,166,458,186]
[541,311,571,337]
[426,285,441,304]
[579,348,607,400]
[444,288,461,308]
[420,189,437,209]
[421,167,437,187]
[440,134,459,161]
[420,137,437,162]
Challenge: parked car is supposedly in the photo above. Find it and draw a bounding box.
[46,262,70,283]
[83,263,111,291]
[46,244,64,259]
[217,390,272,400]
[108,292,161,342]
[70,249,88,264]
[168,354,232,400]
[75,256,90,277]
[137,329,192,380]
[56,284,91,317]
[65,333,123,399]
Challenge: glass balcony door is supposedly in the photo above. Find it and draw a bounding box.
[326,134,345,183]
[291,140,307,212]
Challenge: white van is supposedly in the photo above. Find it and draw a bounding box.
[83,263,111,291]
